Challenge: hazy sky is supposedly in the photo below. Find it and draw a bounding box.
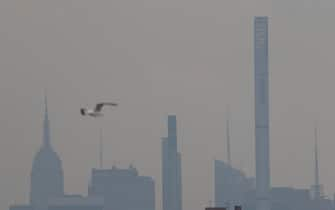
[2,1,335,210]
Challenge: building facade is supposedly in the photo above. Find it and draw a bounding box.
[214,160,255,209]
[9,205,33,210]
[254,16,270,210]
[88,166,155,210]
[47,195,103,210]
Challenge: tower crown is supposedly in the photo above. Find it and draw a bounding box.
[168,115,177,136]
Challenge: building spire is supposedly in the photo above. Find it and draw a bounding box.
[314,122,321,200]
[226,106,232,166]
[43,91,51,148]
[99,127,103,169]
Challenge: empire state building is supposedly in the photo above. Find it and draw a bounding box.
[30,96,64,210]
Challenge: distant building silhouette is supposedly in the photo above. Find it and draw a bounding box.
[47,195,103,210]
[254,16,270,210]
[311,125,323,202]
[30,96,64,210]
[270,187,312,210]
[213,149,332,210]
[162,115,182,210]
[258,187,331,210]
[9,97,154,210]
[177,152,182,210]
[88,166,155,210]
[215,113,254,209]
[10,96,64,210]
[214,160,255,209]
[9,205,33,210]
[244,186,334,210]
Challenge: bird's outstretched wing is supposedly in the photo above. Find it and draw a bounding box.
[103,102,118,107]
[95,102,118,112]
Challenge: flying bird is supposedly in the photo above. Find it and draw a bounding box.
[81,102,118,117]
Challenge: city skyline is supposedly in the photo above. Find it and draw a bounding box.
[9,99,333,210]
[2,1,335,210]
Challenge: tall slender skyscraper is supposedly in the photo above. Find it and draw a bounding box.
[162,115,182,210]
[30,96,64,210]
[254,16,270,210]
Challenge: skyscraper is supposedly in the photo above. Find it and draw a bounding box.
[254,16,270,210]
[88,166,155,210]
[215,113,233,208]
[47,195,104,210]
[214,161,255,208]
[162,115,182,210]
[30,96,64,210]
[177,152,182,210]
[215,160,232,208]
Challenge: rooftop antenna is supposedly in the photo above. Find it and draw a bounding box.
[313,121,321,200]
[80,101,118,169]
[43,89,51,148]
[226,106,232,166]
[99,126,103,169]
